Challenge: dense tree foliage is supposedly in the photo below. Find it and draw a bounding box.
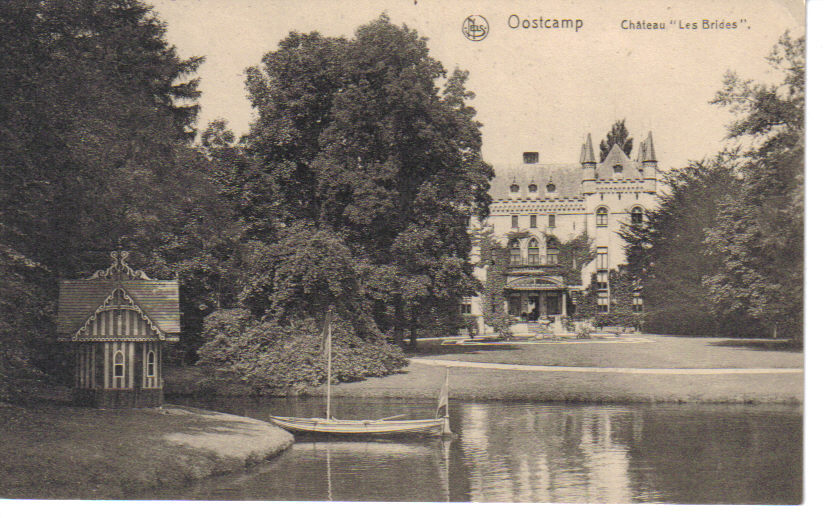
[620,33,803,339]
[704,33,804,340]
[620,157,766,335]
[232,15,493,349]
[0,0,235,388]
[599,119,633,162]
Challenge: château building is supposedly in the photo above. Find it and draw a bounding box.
[466,131,661,334]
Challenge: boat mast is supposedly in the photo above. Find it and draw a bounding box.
[325,309,332,420]
[445,367,449,418]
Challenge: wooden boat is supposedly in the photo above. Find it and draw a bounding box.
[271,310,452,436]
[269,416,449,435]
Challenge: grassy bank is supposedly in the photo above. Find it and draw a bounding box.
[301,361,803,404]
[165,334,803,404]
[0,401,293,499]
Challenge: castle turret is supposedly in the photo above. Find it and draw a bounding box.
[580,133,597,193]
[641,131,657,177]
[580,133,596,167]
[641,131,658,193]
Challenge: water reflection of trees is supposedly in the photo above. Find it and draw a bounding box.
[455,403,801,504]
[458,403,643,502]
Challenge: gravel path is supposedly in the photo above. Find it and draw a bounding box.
[410,357,803,375]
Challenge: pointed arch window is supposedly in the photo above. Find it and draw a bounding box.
[527,239,540,265]
[147,350,156,377]
[631,206,644,225]
[510,184,520,194]
[509,240,522,266]
[528,184,538,193]
[113,350,124,379]
[596,207,608,227]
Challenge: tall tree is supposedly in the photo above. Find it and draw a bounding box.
[620,156,757,336]
[0,0,207,379]
[240,16,493,346]
[599,119,633,161]
[703,33,804,340]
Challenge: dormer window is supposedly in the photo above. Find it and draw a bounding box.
[528,184,537,193]
[523,152,539,164]
[546,183,556,193]
[510,184,520,194]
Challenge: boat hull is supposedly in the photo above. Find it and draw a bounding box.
[270,416,450,435]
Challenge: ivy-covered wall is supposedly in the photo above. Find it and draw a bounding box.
[576,268,644,329]
[473,228,597,335]
[473,227,512,337]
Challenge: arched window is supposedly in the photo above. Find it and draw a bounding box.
[528,184,537,193]
[509,240,521,266]
[613,164,623,174]
[631,206,644,225]
[147,350,156,377]
[527,239,539,265]
[510,184,520,193]
[113,350,124,379]
[596,207,608,227]
[546,183,556,193]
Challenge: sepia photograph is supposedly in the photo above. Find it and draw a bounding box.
[0,0,809,507]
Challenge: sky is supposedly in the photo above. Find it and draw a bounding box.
[151,0,805,169]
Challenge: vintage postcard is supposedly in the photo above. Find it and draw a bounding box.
[0,0,807,507]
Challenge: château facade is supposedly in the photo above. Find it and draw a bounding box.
[466,131,661,334]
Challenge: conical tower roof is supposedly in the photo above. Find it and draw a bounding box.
[580,133,595,164]
[643,131,657,162]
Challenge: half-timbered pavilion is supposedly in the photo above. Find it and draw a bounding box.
[57,251,180,408]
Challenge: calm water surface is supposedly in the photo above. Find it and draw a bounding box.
[153,397,801,503]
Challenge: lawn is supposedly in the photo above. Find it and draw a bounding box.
[304,361,802,404]
[164,334,803,405]
[409,334,803,369]
[302,334,803,404]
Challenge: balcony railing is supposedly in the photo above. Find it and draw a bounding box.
[508,256,561,268]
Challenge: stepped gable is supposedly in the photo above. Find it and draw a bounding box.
[488,163,583,200]
[595,144,644,180]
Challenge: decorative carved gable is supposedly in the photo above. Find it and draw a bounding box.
[72,287,164,341]
[87,250,151,280]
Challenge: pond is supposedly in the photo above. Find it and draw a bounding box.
[152,397,801,504]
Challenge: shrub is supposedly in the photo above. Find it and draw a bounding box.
[197,311,407,392]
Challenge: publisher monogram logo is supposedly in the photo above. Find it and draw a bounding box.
[462,15,489,41]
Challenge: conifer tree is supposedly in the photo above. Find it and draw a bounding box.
[599,119,633,161]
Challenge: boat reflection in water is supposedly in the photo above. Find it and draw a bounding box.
[149,436,455,502]
[155,398,801,503]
